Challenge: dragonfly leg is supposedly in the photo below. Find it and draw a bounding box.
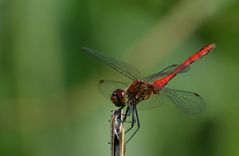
[123,106,135,123]
[123,106,130,122]
[125,106,136,134]
[126,106,140,144]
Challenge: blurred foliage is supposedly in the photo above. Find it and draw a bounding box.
[0,0,239,156]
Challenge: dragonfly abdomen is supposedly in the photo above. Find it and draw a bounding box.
[153,44,216,90]
[182,44,216,67]
[153,73,175,89]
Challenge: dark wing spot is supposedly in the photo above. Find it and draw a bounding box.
[99,80,104,83]
[194,92,200,96]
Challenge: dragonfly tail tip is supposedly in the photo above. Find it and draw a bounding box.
[210,43,216,49]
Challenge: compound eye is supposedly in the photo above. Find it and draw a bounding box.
[111,89,126,107]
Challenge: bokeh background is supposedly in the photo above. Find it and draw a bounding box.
[1,0,239,155]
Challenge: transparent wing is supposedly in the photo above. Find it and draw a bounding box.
[136,92,167,110]
[162,88,206,114]
[143,64,190,82]
[82,47,143,80]
[98,80,129,99]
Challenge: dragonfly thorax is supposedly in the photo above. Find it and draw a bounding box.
[126,80,157,105]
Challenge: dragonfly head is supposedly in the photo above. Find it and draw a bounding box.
[111,89,126,107]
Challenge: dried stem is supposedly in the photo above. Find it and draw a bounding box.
[111,109,125,156]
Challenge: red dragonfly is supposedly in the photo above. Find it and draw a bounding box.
[82,44,216,143]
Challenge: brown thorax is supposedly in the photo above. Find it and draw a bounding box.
[126,80,157,105]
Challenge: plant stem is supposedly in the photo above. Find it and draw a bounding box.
[111,109,125,156]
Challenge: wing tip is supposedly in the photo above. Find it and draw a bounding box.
[81,47,89,52]
[99,79,104,83]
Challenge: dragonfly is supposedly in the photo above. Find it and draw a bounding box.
[82,44,216,143]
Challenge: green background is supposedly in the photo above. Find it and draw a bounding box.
[1,0,239,155]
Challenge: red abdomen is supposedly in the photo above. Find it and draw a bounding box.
[153,44,216,90]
